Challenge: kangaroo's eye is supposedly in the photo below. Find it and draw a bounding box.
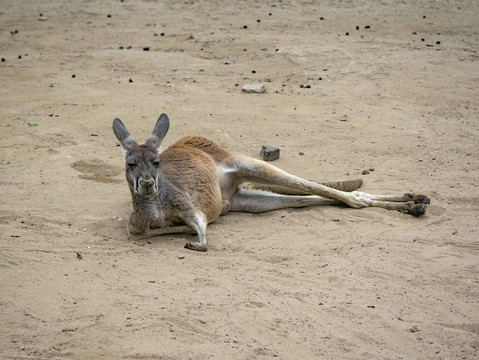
[152,160,160,167]
[127,162,136,168]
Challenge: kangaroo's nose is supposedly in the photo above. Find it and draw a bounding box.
[139,178,154,188]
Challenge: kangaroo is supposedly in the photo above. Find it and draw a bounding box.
[113,114,430,251]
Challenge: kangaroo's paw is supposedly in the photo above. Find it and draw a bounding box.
[184,241,208,252]
[405,202,428,216]
[403,193,431,205]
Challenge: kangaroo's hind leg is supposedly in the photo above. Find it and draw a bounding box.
[240,178,363,195]
[229,188,340,213]
[225,154,430,215]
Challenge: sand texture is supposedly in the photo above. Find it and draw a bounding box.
[1,0,478,359]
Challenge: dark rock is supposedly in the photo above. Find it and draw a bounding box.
[261,146,280,161]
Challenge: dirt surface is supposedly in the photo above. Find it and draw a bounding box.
[1,0,478,359]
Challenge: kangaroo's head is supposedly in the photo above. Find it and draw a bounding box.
[113,114,170,197]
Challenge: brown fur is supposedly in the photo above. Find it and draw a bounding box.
[160,138,225,222]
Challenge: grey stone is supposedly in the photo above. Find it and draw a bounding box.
[242,83,266,93]
[260,146,280,161]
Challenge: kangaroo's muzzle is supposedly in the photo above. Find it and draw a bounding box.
[137,177,157,196]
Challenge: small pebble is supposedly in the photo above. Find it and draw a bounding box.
[409,325,420,333]
[1,58,5,62]
[362,169,370,175]
[72,74,76,78]
[242,83,265,93]
[143,47,150,51]
[243,25,248,29]
[129,78,133,83]
[364,25,370,29]
[369,167,375,172]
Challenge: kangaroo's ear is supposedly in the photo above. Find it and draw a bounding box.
[113,118,139,155]
[145,113,170,154]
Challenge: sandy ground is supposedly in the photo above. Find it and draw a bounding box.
[1,0,478,359]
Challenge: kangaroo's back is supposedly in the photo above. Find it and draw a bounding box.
[166,136,232,162]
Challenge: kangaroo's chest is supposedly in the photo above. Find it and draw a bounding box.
[146,199,188,228]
